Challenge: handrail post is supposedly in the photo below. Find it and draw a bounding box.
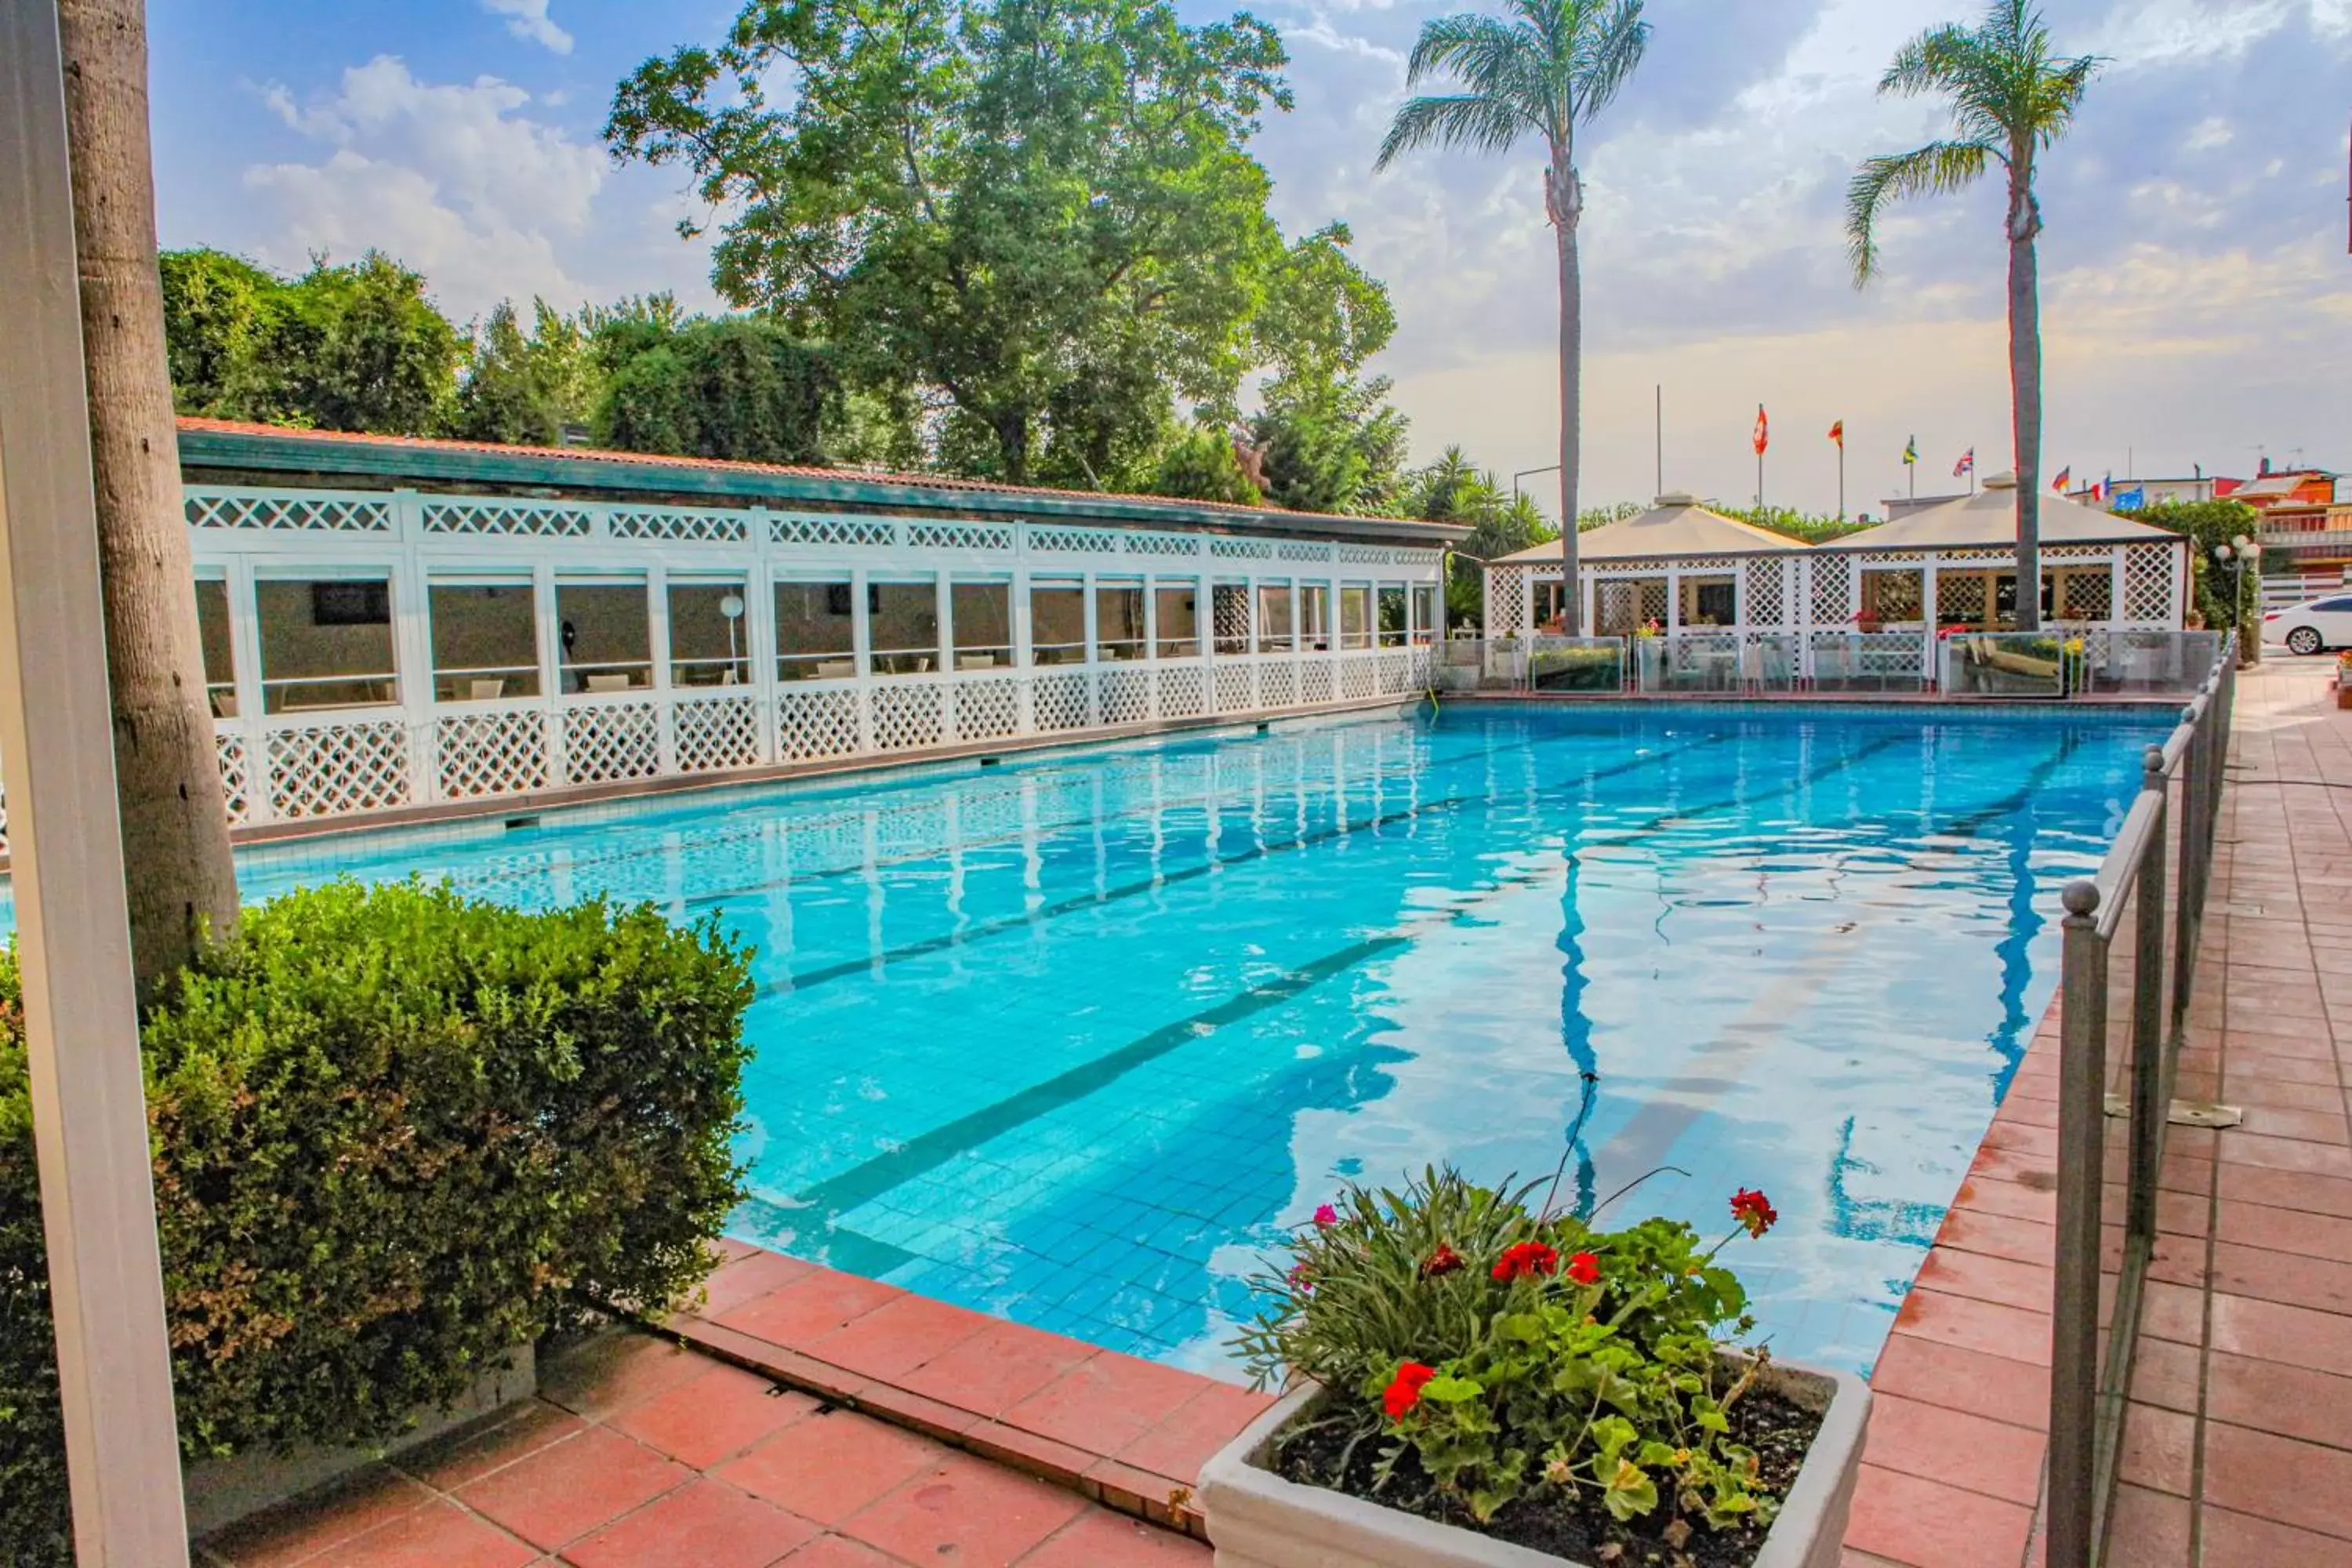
[2049,877,2107,1568]
[2129,755,2169,1249]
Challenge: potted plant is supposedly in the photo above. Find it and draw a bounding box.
[1202,1169,1869,1568]
[2335,650,2352,709]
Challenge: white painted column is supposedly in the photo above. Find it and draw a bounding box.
[0,8,191,1559]
[647,562,677,772]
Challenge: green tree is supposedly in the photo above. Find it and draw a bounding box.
[1845,0,2100,633]
[1247,372,1409,515]
[1150,422,1264,506]
[2142,497,2262,643]
[1713,503,1872,545]
[1376,0,1649,636]
[158,248,292,422]
[607,0,1323,484]
[454,299,599,447]
[1399,448,1557,628]
[592,314,836,464]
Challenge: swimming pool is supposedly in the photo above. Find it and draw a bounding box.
[155,700,2166,1378]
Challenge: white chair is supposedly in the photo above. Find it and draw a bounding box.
[585,673,631,694]
[469,677,506,702]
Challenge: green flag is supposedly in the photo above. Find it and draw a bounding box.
[1901,435,1918,465]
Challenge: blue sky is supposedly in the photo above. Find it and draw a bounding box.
[150,0,2352,516]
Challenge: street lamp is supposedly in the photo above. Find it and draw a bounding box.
[2212,536,2263,666]
[719,591,746,684]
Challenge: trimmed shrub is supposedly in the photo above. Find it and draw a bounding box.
[0,881,754,1563]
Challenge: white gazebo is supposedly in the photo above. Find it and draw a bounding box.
[1481,493,1810,638]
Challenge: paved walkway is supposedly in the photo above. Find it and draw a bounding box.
[1846,658,2352,1568]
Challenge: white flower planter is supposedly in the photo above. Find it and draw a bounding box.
[1199,1357,1870,1568]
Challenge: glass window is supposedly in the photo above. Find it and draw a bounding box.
[1412,583,1440,643]
[194,577,237,717]
[256,576,397,714]
[1256,583,1294,653]
[670,579,750,687]
[1300,584,1332,652]
[869,579,938,676]
[1032,579,1087,666]
[1377,584,1409,646]
[1095,579,1145,662]
[557,579,652,693]
[952,579,1013,670]
[1154,583,1199,658]
[430,579,540,702]
[1211,581,1251,655]
[775,578,858,681]
[1340,583,1373,649]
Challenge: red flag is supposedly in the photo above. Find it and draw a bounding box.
[1953,447,1975,477]
[1828,419,1845,448]
[2053,466,2071,493]
[1753,406,1769,456]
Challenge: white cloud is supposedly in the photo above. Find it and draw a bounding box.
[481,0,574,56]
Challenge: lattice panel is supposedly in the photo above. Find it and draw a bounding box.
[1864,570,1923,619]
[1377,652,1411,695]
[267,721,409,818]
[906,522,1013,551]
[2042,545,2111,561]
[1639,581,1669,625]
[1301,660,1335,705]
[1278,541,1332,563]
[1809,556,1853,624]
[564,702,660,785]
[2125,545,2175,621]
[1214,663,1256,712]
[872,684,946,751]
[186,492,390,532]
[1337,544,1393,564]
[1212,584,1252,644]
[1341,658,1379,700]
[1033,670,1092,732]
[775,517,895,548]
[1159,665,1207,718]
[1396,549,1443,568]
[1208,536,1275,559]
[1030,526,1121,553]
[437,710,549,799]
[1260,662,1298,709]
[611,509,748,543]
[1936,574,1987,622]
[0,782,10,855]
[779,688,862,761]
[1745,558,1787,629]
[423,502,592,537]
[1487,564,1530,637]
[1407,647,1434,687]
[2060,572,2113,620]
[1124,533,1197,558]
[1099,667,1151,727]
[953,678,1020,742]
[674,695,761,773]
[216,734,252,825]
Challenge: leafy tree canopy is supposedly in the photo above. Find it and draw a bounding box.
[452,299,599,447]
[590,309,838,466]
[2141,497,2262,630]
[607,0,1378,485]
[1711,503,1874,545]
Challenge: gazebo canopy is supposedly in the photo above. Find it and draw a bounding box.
[1834,473,2183,551]
[1491,492,1807,565]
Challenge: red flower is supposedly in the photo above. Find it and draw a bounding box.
[1384,1362,1437,1420]
[1420,1243,1465,1279]
[1490,1241,1560,1282]
[1312,1203,1339,1229]
[1730,1189,1778,1238]
[1287,1262,1313,1294]
[1566,1250,1602,1286]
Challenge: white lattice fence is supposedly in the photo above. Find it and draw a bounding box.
[187,493,390,532]
[778,688,862,761]
[2125,544,2176,622]
[1486,564,1531,637]
[1158,666,1207,720]
[1746,558,1788,629]
[873,683,946,751]
[674,695,762,773]
[1260,661,1298,710]
[437,710,550,798]
[1214,663,1255,713]
[564,702,661,784]
[953,678,1021,742]
[216,734,252,826]
[267,720,410,818]
[1099,667,1152,727]
[1809,556,1854,626]
[423,500,592,538]
[1033,670,1093,732]
[1341,656,1379,701]
[1377,651,1411,695]
[1301,660,1335,705]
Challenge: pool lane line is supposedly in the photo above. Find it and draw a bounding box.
[775,931,1414,1227]
[756,731,1738,997]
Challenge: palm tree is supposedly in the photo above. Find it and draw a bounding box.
[1376,0,1649,637]
[60,0,241,993]
[1846,0,2098,633]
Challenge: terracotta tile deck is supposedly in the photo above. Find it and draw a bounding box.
[1846,659,2352,1568]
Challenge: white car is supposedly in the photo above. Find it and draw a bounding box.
[2263,594,2352,655]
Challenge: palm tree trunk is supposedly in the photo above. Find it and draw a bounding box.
[2005,165,2042,633]
[1552,152,1583,637]
[59,0,240,996]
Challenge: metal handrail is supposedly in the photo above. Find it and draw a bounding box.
[2045,639,2237,1568]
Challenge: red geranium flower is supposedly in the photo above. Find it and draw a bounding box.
[1420,1242,1465,1279]
[1312,1203,1339,1229]
[1490,1241,1560,1282]
[1384,1361,1437,1420]
[1566,1250,1602,1286]
[1730,1188,1778,1238]
[1287,1262,1313,1294]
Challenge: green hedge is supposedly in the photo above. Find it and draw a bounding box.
[0,880,754,1562]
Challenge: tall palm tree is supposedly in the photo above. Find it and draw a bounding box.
[1846,0,2098,633]
[1376,0,1649,637]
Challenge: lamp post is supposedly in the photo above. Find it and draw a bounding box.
[719,590,745,684]
[2213,535,2263,667]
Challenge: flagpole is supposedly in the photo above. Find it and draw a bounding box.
[1654,384,1662,498]
[1838,441,1846,523]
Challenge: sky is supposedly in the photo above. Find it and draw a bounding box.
[147,0,2352,518]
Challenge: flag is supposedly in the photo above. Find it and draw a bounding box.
[1828,419,1845,448]
[1954,447,1976,478]
[2053,466,2071,493]
[1752,405,1769,456]
[1902,435,1918,466]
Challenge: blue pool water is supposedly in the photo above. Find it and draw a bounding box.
[105,702,2169,1378]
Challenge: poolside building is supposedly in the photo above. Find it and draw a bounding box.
[1479,492,1810,638]
[163,419,1462,837]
